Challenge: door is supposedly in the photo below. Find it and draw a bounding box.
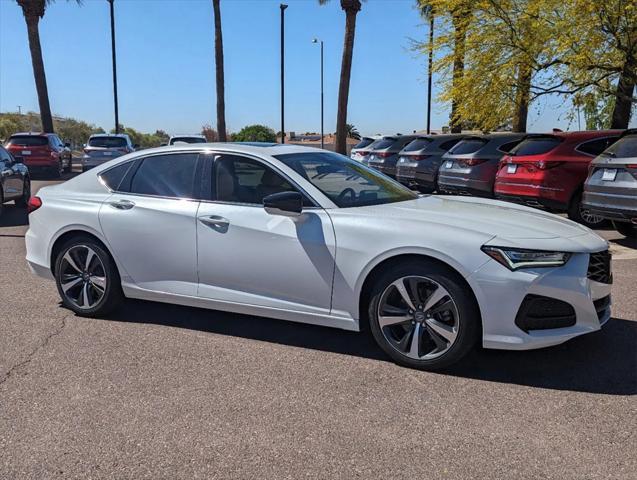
[196,153,336,314]
[98,152,202,296]
[0,148,22,200]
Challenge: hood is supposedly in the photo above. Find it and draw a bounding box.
[355,195,608,251]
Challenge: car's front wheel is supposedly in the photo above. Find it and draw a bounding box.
[613,221,636,239]
[368,260,480,370]
[54,237,123,317]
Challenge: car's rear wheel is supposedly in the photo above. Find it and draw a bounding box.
[64,155,72,173]
[0,186,4,217]
[613,221,637,239]
[568,192,607,228]
[54,237,123,317]
[50,160,63,179]
[368,260,480,370]
[14,178,30,207]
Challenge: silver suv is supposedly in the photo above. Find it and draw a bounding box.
[82,134,136,172]
[583,130,637,238]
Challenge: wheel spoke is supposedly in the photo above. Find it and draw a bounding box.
[425,318,456,343]
[407,277,423,305]
[408,322,422,358]
[61,276,82,293]
[429,299,455,316]
[378,315,412,328]
[85,248,96,271]
[423,285,449,313]
[91,276,106,291]
[81,283,90,307]
[392,279,416,311]
[63,252,82,273]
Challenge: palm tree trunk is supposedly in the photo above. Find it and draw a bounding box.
[450,15,466,134]
[335,8,358,155]
[512,63,532,132]
[610,53,636,129]
[24,13,54,133]
[213,0,227,142]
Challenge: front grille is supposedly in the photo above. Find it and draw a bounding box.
[515,295,576,332]
[588,250,612,284]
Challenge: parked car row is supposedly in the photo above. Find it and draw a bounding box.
[353,129,636,237]
[5,132,72,178]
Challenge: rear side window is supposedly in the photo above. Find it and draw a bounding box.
[577,137,619,156]
[498,139,523,153]
[448,138,488,155]
[89,136,128,148]
[603,134,637,158]
[372,138,396,150]
[7,135,48,147]
[352,138,375,149]
[511,136,561,156]
[129,153,199,198]
[402,138,432,152]
[100,161,135,191]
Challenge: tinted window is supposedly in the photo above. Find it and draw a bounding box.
[372,138,397,150]
[403,138,432,152]
[130,153,198,198]
[352,138,375,149]
[214,155,303,205]
[510,136,561,156]
[448,138,488,155]
[498,139,523,153]
[7,135,48,147]
[89,136,128,148]
[438,139,461,151]
[169,136,207,144]
[578,137,619,156]
[99,161,135,191]
[602,134,637,158]
[276,151,418,208]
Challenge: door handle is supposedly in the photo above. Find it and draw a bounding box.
[199,215,230,228]
[109,199,135,210]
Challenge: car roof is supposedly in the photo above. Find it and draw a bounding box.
[170,134,206,138]
[525,130,623,140]
[11,132,51,137]
[89,133,130,138]
[126,142,329,157]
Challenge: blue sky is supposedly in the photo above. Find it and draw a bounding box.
[0,0,603,136]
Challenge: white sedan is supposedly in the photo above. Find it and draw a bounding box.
[25,143,612,370]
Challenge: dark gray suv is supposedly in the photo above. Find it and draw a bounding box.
[367,135,420,178]
[395,134,467,192]
[438,133,525,197]
[583,130,637,238]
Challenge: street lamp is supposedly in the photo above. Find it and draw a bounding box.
[312,38,324,149]
[280,4,288,144]
[107,0,119,134]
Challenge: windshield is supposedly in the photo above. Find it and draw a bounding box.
[352,138,375,150]
[7,135,48,147]
[275,151,418,208]
[448,138,488,155]
[89,136,128,148]
[602,134,637,158]
[371,138,397,150]
[510,136,562,156]
[402,138,432,152]
[169,136,207,144]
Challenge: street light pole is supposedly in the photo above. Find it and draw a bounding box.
[280,4,288,144]
[313,38,324,149]
[426,13,434,135]
[107,0,120,134]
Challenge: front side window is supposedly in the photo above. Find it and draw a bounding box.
[275,151,418,208]
[213,155,306,205]
[129,153,199,198]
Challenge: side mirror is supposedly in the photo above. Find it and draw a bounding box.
[64,142,71,148]
[263,191,303,216]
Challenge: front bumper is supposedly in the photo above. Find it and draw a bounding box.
[470,251,611,350]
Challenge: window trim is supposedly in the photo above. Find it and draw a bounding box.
[203,152,321,208]
[574,136,620,157]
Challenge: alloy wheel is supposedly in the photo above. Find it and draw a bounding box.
[59,245,107,309]
[579,204,604,226]
[377,275,459,360]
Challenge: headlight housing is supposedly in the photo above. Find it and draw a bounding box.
[481,246,571,271]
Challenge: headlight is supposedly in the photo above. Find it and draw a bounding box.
[481,246,571,270]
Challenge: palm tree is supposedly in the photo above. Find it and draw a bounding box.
[16,0,79,133]
[345,123,361,140]
[212,0,227,141]
[418,1,434,134]
[319,0,362,155]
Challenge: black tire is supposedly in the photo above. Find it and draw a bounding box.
[0,186,4,217]
[613,221,637,239]
[54,236,124,317]
[50,160,62,179]
[367,259,480,370]
[568,191,607,229]
[14,178,30,207]
[64,155,72,173]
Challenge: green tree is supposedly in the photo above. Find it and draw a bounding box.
[345,123,361,140]
[212,0,227,141]
[231,124,276,143]
[16,0,81,133]
[318,0,363,154]
[201,124,219,142]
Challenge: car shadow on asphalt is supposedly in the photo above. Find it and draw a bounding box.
[0,205,28,228]
[103,299,636,396]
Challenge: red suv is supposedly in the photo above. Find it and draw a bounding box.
[5,132,72,179]
[494,130,622,227]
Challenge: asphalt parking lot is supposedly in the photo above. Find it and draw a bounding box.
[1,172,635,479]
